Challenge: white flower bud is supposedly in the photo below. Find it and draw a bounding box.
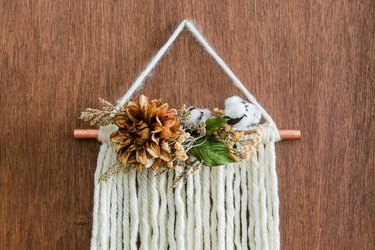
[185,107,212,126]
[224,96,262,130]
[224,96,247,118]
[224,95,243,106]
[244,103,261,125]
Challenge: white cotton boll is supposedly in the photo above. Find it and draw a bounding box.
[185,108,212,126]
[224,96,262,130]
[185,108,201,126]
[244,103,262,125]
[233,104,261,130]
[224,96,247,119]
[224,103,247,119]
[224,96,244,107]
[233,116,251,130]
[199,109,212,123]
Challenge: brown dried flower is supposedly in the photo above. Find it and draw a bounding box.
[110,95,182,172]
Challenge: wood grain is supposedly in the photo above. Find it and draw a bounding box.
[0,0,374,249]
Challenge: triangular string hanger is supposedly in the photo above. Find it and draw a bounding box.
[117,20,280,141]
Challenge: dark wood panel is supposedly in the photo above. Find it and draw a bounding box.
[0,0,374,249]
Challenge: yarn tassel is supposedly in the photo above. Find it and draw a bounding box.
[193,171,203,250]
[158,173,168,250]
[216,166,226,250]
[91,126,280,250]
[167,171,177,249]
[186,170,195,250]
[258,143,270,250]
[149,170,159,248]
[128,168,139,250]
[210,168,218,250]
[174,168,186,250]
[240,160,249,250]
[266,142,280,250]
[233,165,242,249]
[225,164,235,250]
[109,175,118,250]
[90,143,108,250]
[122,174,130,249]
[98,146,116,250]
[138,170,150,250]
[202,167,211,250]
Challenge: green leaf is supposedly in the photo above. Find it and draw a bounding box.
[205,117,229,135]
[189,137,236,167]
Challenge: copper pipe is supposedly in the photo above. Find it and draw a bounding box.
[74,129,301,140]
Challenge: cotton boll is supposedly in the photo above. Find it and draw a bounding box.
[224,96,262,129]
[233,104,261,130]
[185,108,201,126]
[224,96,243,107]
[185,107,212,126]
[244,103,262,125]
[224,96,247,118]
[233,111,260,130]
[233,116,252,130]
[224,103,247,119]
[199,109,212,123]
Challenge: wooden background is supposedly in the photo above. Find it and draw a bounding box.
[0,0,374,249]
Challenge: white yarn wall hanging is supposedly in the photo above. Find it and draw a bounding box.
[77,20,296,250]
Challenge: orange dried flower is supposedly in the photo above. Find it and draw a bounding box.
[110,95,182,171]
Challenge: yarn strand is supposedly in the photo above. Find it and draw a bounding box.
[202,167,211,250]
[167,171,177,249]
[90,144,108,250]
[225,164,235,250]
[158,173,168,250]
[193,171,203,250]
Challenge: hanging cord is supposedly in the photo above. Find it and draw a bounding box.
[115,19,280,141]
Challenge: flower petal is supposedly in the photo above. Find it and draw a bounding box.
[152,122,164,133]
[166,108,177,117]
[136,149,148,165]
[135,163,143,172]
[159,128,172,139]
[127,153,136,164]
[110,131,123,143]
[137,127,150,141]
[151,133,159,143]
[144,158,155,168]
[117,151,130,165]
[162,117,176,128]
[119,138,133,147]
[114,115,127,128]
[146,142,160,158]
[160,149,172,162]
[170,120,181,132]
[139,95,149,109]
[158,103,169,115]
[151,158,161,171]
[126,102,142,123]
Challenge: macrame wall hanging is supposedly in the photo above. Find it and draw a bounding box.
[75,20,300,250]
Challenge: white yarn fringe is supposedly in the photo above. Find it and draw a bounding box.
[90,126,280,250]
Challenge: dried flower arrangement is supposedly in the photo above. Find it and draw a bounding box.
[81,95,263,187]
